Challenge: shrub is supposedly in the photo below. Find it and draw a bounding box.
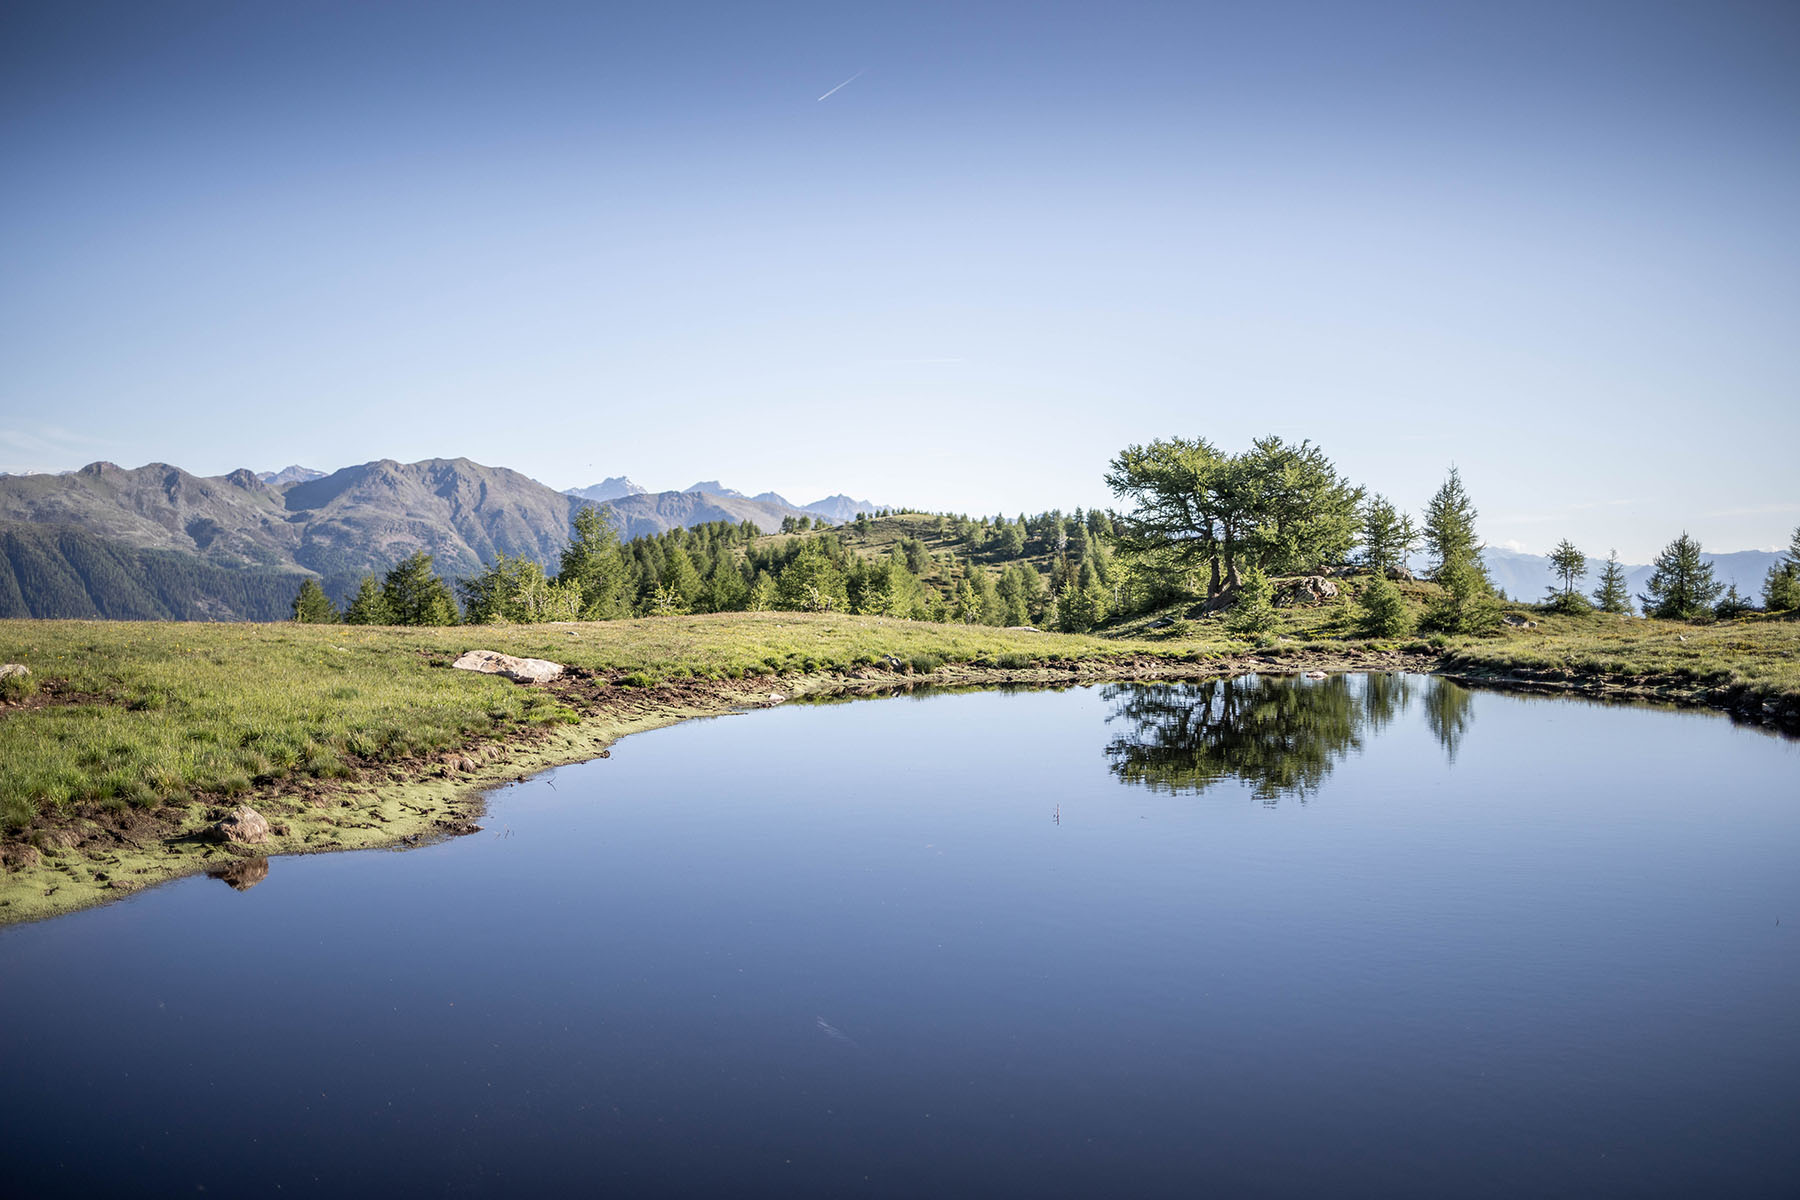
[995,652,1034,669]
[618,671,658,688]
[1225,568,1278,636]
[1358,577,1413,638]
[910,653,944,674]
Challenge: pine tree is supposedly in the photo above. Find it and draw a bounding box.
[1640,532,1722,620]
[1592,550,1632,614]
[382,551,459,625]
[342,575,393,625]
[1359,493,1418,576]
[291,579,338,623]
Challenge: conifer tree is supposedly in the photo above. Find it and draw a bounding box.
[1422,466,1482,579]
[1760,525,1800,612]
[1357,574,1411,637]
[382,551,459,625]
[291,578,338,623]
[1359,493,1418,576]
[1640,532,1722,620]
[559,504,626,619]
[1224,567,1278,636]
[342,575,393,625]
[1592,550,1632,614]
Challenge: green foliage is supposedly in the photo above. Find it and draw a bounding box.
[909,652,945,674]
[1224,567,1278,635]
[1545,590,1593,616]
[0,670,35,703]
[1640,531,1722,620]
[1592,550,1633,614]
[342,575,393,625]
[460,554,579,624]
[382,552,460,626]
[1422,555,1500,634]
[1106,435,1362,600]
[1359,494,1418,576]
[1547,538,1587,600]
[1422,466,1481,579]
[0,522,306,621]
[291,578,339,623]
[1714,583,1755,619]
[1763,562,1800,613]
[774,543,848,612]
[559,505,627,619]
[1357,574,1413,637]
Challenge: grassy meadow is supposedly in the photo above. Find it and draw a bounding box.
[0,613,1182,833]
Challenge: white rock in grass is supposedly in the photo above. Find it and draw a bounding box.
[452,649,564,684]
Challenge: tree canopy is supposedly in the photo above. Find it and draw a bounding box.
[1105,435,1362,600]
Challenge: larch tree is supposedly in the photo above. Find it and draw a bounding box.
[1640,532,1722,620]
[291,579,338,623]
[1592,550,1632,614]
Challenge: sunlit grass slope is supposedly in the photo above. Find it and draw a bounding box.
[0,614,1181,830]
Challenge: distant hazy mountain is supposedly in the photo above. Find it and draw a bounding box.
[803,494,880,524]
[258,465,326,487]
[602,489,816,541]
[563,476,647,503]
[683,480,745,499]
[1472,546,1782,608]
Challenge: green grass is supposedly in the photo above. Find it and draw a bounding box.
[4,598,1794,838]
[0,613,1185,831]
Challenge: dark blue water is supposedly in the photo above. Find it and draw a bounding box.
[2,675,1797,1198]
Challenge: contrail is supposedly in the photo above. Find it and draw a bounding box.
[817,70,864,101]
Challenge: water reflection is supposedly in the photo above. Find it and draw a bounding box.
[206,857,270,891]
[1103,673,1474,799]
[1422,678,1476,763]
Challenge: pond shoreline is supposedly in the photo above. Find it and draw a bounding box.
[2,643,1791,927]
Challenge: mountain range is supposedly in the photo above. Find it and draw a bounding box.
[563,478,879,530]
[0,458,882,620]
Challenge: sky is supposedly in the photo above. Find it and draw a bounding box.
[2,0,1796,562]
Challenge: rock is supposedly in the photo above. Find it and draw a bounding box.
[207,858,270,891]
[1386,566,1414,582]
[1147,617,1174,629]
[0,663,29,679]
[451,649,564,684]
[1305,670,1328,679]
[433,819,482,837]
[212,805,271,845]
[1501,614,1538,629]
[767,692,787,703]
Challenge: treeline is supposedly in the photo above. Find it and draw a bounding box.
[1,522,303,621]
[291,434,1800,632]
[293,502,1129,631]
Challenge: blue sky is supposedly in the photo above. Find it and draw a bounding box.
[2,0,1795,560]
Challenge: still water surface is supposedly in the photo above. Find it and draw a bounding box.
[2,675,1797,1197]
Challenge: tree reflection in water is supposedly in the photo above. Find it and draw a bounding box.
[1103,673,1474,800]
